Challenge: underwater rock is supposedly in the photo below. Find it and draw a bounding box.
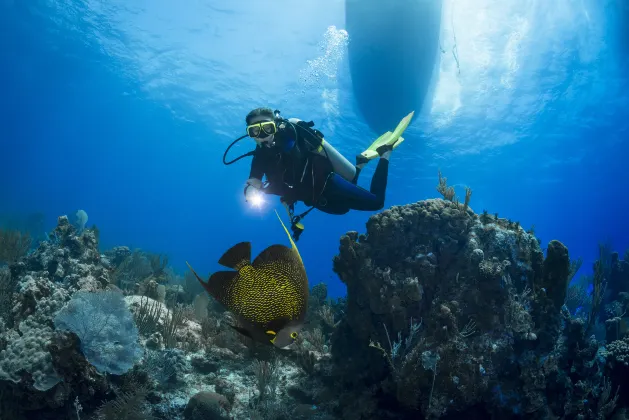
[330,198,570,417]
[103,245,131,267]
[607,336,629,367]
[47,331,109,413]
[531,239,571,352]
[606,317,625,343]
[146,332,164,350]
[0,215,112,411]
[191,355,219,374]
[310,282,328,305]
[183,391,231,420]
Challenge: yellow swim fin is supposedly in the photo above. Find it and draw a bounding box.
[366,131,393,152]
[360,135,406,161]
[359,111,414,161]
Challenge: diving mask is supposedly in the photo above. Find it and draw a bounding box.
[247,120,277,139]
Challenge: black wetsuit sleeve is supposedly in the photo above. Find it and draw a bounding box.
[249,148,265,180]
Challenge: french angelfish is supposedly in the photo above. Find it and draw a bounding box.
[186,210,309,348]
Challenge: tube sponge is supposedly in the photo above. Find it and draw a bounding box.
[53,289,143,375]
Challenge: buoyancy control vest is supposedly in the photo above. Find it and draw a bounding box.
[223,112,356,186]
[282,117,356,183]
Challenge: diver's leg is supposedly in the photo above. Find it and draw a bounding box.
[322,173,385,212]
[352,146,374,184]
[316,143,393,212]
[370,158,390,204]
[339,184,384,211]
[352,162,364,184]
[325,144,392,211]
[347,145,392,209]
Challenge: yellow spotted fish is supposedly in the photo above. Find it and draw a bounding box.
[186,210,309,348]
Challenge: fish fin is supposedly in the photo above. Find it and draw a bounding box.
[229,324,253,339]
[252,244,296,270]
[274,209,303,263]
[185,261,208,285]
[266,317,293,333]
[204,270,240,306]
[266,330,278,345]
[218,242,251,270]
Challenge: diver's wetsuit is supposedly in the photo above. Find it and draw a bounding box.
[249,121,389,215]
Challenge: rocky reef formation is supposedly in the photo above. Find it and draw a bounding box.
[321,198,626,419]
[1,195,628,420]
[0,216,112,418]
[0,215,340,420]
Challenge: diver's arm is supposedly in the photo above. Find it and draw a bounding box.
[249,146,265,179]
[245,150,265,201]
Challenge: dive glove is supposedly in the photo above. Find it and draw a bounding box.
[244,178,263,202]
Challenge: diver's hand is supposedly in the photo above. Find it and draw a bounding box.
[244,178,264,202]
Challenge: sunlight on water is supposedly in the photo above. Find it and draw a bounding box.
[429,0,612,155]
[38,0,625,161]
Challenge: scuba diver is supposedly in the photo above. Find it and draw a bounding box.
[223,107,414,240]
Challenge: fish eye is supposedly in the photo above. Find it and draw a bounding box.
[290,332,298,339]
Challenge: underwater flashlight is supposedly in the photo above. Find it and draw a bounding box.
[250,191,265,208]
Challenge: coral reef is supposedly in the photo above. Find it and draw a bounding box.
[1,193,628,420]
[0,216,112,418]
[324,198,625,419]
[0,215,340,420]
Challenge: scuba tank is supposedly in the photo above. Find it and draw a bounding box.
[284,117,357,183]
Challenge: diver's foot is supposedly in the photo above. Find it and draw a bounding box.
[366,131,394,152]
[355,131,394,166]
[355,154,370,169]
[376,144,393,160]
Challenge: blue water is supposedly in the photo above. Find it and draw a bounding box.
[1,0,628,298]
